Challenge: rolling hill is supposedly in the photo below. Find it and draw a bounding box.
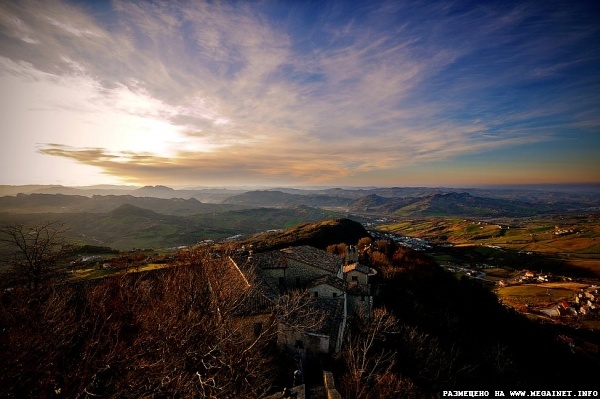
[347,192,559,217]
[0,204,342,251]
[222,189,597,217]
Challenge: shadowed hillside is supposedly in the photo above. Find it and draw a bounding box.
[239,218,370,251]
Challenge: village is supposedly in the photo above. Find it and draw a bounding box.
[497,270,599,320]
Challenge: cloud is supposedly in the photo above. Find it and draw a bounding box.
[1,0,599,185]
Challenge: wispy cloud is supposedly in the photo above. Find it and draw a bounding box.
[1,0,598,185]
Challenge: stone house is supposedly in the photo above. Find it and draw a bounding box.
[343,262,373,316]
[308,274,346,299]
[343,262,370,285]
[346,282,372,316]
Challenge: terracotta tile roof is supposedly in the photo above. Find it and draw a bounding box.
[281,246,343,274]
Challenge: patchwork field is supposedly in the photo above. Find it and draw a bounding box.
[380,214,600,277]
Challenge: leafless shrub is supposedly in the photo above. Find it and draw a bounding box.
[0,221,72,289]
[338,308,399,399]
[0,250,278,398]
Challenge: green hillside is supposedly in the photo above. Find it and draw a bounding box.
[0,205,342,251]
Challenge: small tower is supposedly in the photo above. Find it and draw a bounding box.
[345,245,358,265]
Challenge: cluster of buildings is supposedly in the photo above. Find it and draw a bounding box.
[498,270,558,287]
[540,287,599,318]
[572,287,599,316]
[229,245,374,355]
[553,227,576,236]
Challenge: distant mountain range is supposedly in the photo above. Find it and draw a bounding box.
[1,185,598,219]
[0,185,247,203]
[2,184,599,205]
[347,192,559,217]
[222,190,597,217]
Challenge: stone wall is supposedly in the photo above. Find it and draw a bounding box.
[278,325,330,353]
[345,269,368,285]
[233,313,275,342]
[323,371,342,399]
[309,283,344,299]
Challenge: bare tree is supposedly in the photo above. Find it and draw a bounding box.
[339,308,399,399]
[0,221,72,289]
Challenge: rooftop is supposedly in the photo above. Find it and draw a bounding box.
[281,246,343,274]
[308,274,346,292]
[228,257,281,299]
[343,262,370,275]
[233,289,276,316]
[251,251,288,269]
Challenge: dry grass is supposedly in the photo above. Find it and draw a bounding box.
[496,284,576,306]
[70,263,173,281]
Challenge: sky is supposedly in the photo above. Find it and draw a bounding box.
[0,0,599,188]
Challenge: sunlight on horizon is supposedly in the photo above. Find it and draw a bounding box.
[1,1,599,186]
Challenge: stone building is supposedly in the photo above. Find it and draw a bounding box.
[343,262,373,316]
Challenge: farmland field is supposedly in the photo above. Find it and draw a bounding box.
[496,284,576,305]
[380,214,600,277]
